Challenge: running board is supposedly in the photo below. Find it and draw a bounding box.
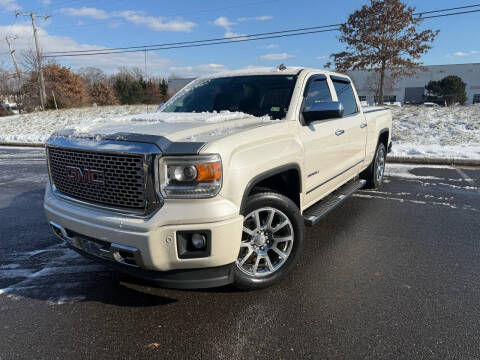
[303,179,366,226]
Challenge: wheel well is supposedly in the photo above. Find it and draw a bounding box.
[379,130,389,149]
[244,167,301,209]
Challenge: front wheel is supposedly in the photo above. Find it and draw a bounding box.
[233,192,304,290]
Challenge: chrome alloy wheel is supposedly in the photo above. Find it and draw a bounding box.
[376,146,386,183]
[236,207,294,277]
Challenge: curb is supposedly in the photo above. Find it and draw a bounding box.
[387,155,480,166]
[0,142,45,148]
[1,142,479,166]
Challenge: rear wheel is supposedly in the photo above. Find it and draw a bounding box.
[362,142,386,189]
[233,192,304,290]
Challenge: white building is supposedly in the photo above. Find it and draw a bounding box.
[348,63,480,105]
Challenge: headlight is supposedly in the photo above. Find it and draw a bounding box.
[157,154,222,199]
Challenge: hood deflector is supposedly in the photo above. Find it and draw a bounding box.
[104,132,206,155]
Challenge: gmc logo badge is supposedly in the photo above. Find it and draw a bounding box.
[65,166,105,185]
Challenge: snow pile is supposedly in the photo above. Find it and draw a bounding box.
[0,105,152,143]
[0,105,273,143]
[0,103,478,160]
[389,105,480,159]
[71,110,271,134]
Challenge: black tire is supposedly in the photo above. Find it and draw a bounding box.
[361,142,387,189]
[233,192,304,290]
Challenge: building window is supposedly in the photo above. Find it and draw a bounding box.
[358,95,367,102]
[374,95,397,104]
[473,94,480,104]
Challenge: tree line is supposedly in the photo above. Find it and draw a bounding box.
[1,62,169,113]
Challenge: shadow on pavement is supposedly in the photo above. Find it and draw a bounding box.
[0,189,177,307]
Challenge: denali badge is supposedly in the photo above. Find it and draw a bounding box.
[65,166,105,185]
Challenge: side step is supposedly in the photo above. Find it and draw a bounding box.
[303,179,366,226]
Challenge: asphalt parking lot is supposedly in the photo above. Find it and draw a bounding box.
[0,146,479,359]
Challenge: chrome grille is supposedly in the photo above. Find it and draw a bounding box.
[47,147,146,209]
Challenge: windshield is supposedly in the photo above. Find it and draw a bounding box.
[161,75,297,120]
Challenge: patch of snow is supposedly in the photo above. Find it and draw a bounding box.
[0,105,152,144]
[390,105,480,160]
[0,264,21,269]
[1,104,479,160]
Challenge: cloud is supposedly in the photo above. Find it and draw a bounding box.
[61,7,109,20]
[213,16,245,38]
[237,15,273,22]
[316,56,327,60]
[447,50,479,57]
[60,7,196,32]
[213,15,271,38]
[0,23,222,77]
[114,10,195,32]
[39,0,51,5]
[260,53,293,61]
[213,16,234,28]
[266,44,278,49]
[169,64,229,77]
[0,0,20,11]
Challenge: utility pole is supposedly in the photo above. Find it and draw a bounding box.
[5,35,22,84]
[15,10,50,110]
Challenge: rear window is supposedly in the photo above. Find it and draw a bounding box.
[332,80,358,116]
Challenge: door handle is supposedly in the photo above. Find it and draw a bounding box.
[360,123,368,128]
[335,129,345,136]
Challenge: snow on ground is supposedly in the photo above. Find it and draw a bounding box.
[0,104,479,159]
[389,105,480,159]
[0,105,153,143]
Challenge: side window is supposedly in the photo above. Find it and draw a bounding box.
[304,78,332,107]
[332,80,358,116]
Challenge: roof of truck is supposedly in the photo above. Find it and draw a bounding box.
[198,66,349,79]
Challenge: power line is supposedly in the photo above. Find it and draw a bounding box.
[420,9,480,19]
[44,28,341,58]
[35,5,480,58]
[43,4,480,57]
[414,3,480,15]
[44,23,341,55]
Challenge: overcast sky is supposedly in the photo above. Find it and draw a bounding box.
[1,0,479,78]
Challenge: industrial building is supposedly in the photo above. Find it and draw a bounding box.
[167,63,480,105]
[348,63,480,105]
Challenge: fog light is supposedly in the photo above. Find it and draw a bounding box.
[177,230,211,259]
[191,233,207,249]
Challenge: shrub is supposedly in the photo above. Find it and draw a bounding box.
[90,82,119,106]
[425,75,467,106]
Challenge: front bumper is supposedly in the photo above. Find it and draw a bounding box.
[70,241,234,289]
[44,183,243,285]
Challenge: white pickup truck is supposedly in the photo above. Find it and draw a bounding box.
[44,66,392,290]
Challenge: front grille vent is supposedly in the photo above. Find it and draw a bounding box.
[47,147,146,209]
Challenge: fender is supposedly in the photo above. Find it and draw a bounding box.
[240,163,302,212]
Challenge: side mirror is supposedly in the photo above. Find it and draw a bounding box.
[302,101,344,123]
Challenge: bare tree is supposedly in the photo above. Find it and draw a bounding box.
[78,67,107,90]
[327,0,438,104]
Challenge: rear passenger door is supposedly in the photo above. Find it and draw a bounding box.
[330,76,366,184]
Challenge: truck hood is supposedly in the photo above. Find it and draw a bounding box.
[66,111,278,144]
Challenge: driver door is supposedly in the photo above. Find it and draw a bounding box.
[299,75,346,208]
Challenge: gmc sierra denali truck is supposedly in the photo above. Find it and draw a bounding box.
[44,67,392,290]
